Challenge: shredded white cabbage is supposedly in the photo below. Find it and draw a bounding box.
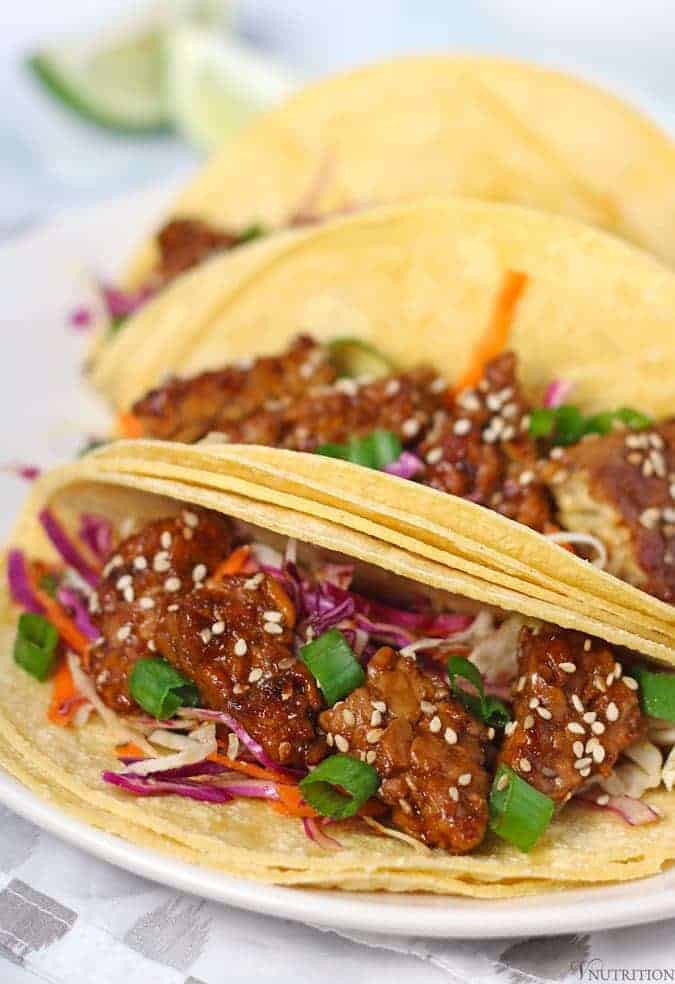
[545,531,607,569]
[128,722,217,776]
[600,739,663,798]
[469,615,528,683]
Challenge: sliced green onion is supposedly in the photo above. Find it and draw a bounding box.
[315,429,402,471]
[129,657,200,719]
[530,404,653,445]
[528,408,556,439]
[14,613,59,681]
[551,405,587,445]
[447,655,511,727]
[109,315,127,337]
[489,764,554,852]
[300,629,365,706]
[328,338,396,379]
[237,222,267,246]
[633,666,675,721]
[39,573,59,598]
[299,753,380,819]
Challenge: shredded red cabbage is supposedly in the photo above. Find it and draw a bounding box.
[354,615,414,650]
[543,379,575,409]
[39,509,99,587]
[384,451,424,480]
[102,284,156,320]
[178,708,305,778]
[69,306,94,331]
[2,463,41,481]
[302,817,343,851]
[78,514,113,562]
[102,771,235,803]
[577,787,660,826]
[56,586,100,641]
[7,549,44,614]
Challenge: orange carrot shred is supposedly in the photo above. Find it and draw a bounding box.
[210,546,251,582]
[47,660,83,726]
[453,270,528,394]
[30,577,90,658]
[115,742,146,760]
[118,412,144,439]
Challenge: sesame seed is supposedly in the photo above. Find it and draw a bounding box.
[516,675,526,692]
[234,638,248,657]
[573,741,584,758]
[116,574,132,590]
[444,727,458,745]
[164,576,181,592]
[496,774,509,792]
[567,722,585,734]
[585,737,599,753]
[529,697,540,709]
[183,528,193,541]
[116,624,131,642]
[402,418,420,439]
[372,701,387,713]
[560,662,576,674]
[524,714,535,730]
[449,786,459,802]
[572,695,584,713]
[160,531,172,549]
[580,767,592,778]
[487,727,495,740]
[366,729,383,744]
[583,711,597,724]
[591,721,606,735]
[420,701,436,714]
[584,639,592,652]
[504,721,517,736]
[592,744,606,764]
[326,733,334,747]
[200,629,212,644]
[622,676,638,691]
[370,710,382,727]
[334,735,350,753]
[153,551,170,573]
[550,447,564,460]
[343,709,356,726]
[430,377,448,394]
[426,447,443,465]
[123,586,135,604]
[519,470,534,486]
[147,639,156,652]
[519,758,532,773]
[365,750,376,764]
[453,418,472,436]
[429,715,442,733]
[537,706,552,720]
[263,610,283,623]
[614,662,622,679]
[133,556,147,571]
[244,573,264,590]
[385,379,401,397]
[574,757,593,770]
[248,668,263,683]
[103,555,123,577]
[606,702,619,721]
[137,596,154,610]
[182,511,199,528]
[606,673,615,688]
[458,773,472,787]
[264,622,283,635]
[596,794,610,806]
[167,604,178,612]
[192,563,207,583]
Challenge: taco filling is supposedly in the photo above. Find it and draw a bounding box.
[123,332,674,603]
[9,502,673,856]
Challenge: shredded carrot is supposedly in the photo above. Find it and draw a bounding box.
[453,270,528,394]
[118,412,144,439]
[209,753,294,784]
[275,783,319,818]
[115,742,146,759]
[30,577,90,657]
[47,660,82,726]
[210,546,251,582]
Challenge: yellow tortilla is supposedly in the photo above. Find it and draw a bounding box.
[125,55,675,287]
[2,451,675,895]
[92,199,675,418]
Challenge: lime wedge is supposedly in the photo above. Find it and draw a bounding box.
[166,28,297,150]
[28,29,170,133]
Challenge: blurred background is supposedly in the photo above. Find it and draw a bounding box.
[2,0,675,240]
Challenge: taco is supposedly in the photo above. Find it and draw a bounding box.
[90,200,675,611]
[3,443,675,894]
[119,53,675,300]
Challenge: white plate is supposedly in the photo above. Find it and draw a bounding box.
[2,178,675,940]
